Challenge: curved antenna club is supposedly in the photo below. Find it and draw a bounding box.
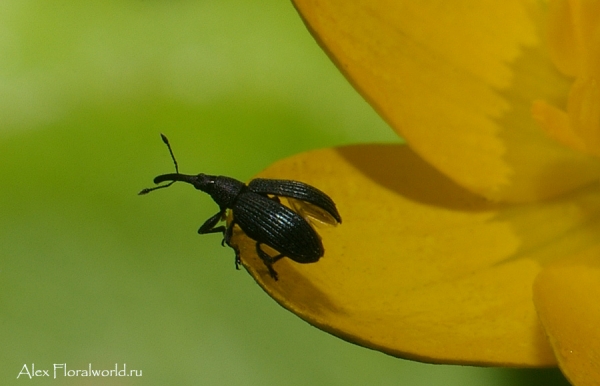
[160,133,179,174]
[138,133,181,195]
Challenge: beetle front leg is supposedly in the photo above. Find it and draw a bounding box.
[255,243,285,280]
[198,210,227,236]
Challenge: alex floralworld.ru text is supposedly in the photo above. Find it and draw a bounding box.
[17,363,142,379]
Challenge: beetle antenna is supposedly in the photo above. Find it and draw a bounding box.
[160,133,179,174]
[138,133,181,195]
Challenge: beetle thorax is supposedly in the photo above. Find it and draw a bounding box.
[196,174,245,208]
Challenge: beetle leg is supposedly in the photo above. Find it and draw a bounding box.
[234,251,241,269]
[222,221,242,270]
[222,219,234,245]
[198,210,227,235]
[229,241,241,270]
[255,243,285,280]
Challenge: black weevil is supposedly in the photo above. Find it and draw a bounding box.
[139,134,341,280]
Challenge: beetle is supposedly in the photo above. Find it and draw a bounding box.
[139,134,341,280]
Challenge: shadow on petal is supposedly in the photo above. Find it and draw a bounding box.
[337,144,496,211]
[235,230,348,317]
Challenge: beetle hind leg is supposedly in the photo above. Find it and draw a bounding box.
[223,222,242,270]
[255,243,284,281]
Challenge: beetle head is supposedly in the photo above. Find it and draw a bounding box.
[138,134,244,209]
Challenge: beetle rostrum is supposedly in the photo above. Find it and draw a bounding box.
[139,134,341,280]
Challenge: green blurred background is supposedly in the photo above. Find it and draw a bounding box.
[0,1,569,385]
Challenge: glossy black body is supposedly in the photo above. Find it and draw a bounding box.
[234,188,324,263]
[147,173,341,280]
[140,136,341,280]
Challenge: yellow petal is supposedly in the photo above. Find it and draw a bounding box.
[231,144,600,365]
[292,0,600,202]
[547,0,600,78]
[536,0,600,158]
[534,249,600,386]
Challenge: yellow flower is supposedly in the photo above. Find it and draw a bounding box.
[231,1,600,383]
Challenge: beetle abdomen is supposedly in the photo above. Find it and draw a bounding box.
[233,192,323,263]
